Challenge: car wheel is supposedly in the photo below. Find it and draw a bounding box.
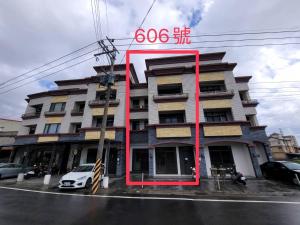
[292,176,300,186]
[85,178,92,189]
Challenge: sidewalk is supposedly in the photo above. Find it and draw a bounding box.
[0,176,299,197]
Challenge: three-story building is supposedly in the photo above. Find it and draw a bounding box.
[13,52,271,178]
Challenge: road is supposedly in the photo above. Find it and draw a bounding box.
[0,188,300,225]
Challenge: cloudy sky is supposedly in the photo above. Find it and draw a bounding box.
[1,0,300,141]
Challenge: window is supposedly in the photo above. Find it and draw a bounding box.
[74,101,85,113]
[159,111,185,124]
[131,120,140,131]
[28,125,36,134]
[93,116,114,128]
[246,115,257,126]
[96,90,116,100]
[70,123,81,133]
[131,99,140,109]
[200,81,226,92]
[33,104,43,115]
[43,123,61,134]
[144,99,148,109]
[204,109,233,122]
[209,146,234,168]
[49,102,65,112]
[157,84,182,95]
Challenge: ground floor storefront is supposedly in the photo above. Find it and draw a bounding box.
[129,141,269,179]
[12,140,269,179]
[12,141,125,177]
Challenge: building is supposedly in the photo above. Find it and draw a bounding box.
[0,118,22,162]
[269,133,300,160]
[13,52,271,178]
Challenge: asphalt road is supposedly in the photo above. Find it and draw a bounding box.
[1,188,300,225]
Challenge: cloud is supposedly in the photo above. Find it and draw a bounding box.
[38,80,56,90]
[1,0,300,143]
[189,9,202,27]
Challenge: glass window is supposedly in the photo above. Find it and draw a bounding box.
[209,146,234,168]
[43,123,61,134]
[132,121,140,131]
[157,84,182,95]
[204,110,233,122]
[159,111,185,124]
[93,116,114,127]
[96,90,116,100]
[49,102,65,112]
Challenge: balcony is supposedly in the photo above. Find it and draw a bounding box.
[200,89,234,99]
[71,109,84,116]
[130,105,148,112]
[88,99,120,107]
[153,93,188,103]
[44,111,66,117]
[21,112,41,120]
[242,99,259,107]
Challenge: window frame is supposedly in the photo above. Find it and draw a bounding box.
[43,123,61,134]
[49,102,66,112]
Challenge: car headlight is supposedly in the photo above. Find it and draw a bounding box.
[77,176,87,181]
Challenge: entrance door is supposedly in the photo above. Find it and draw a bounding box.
[155,147,178,174]
[107,148,118,175]
[132,149,149,173]
[209,146,234,168]
[179,146,195,175]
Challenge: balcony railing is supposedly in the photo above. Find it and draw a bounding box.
[88,99,120,107]
[153,93,188,102]
[130,105,148,111]
[44,111,66,117]
[200,89,234,98]
[21,112,41,120]
[71,109,84,116]
[242,99,259,106]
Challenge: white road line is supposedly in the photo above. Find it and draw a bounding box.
[0,186,300,205]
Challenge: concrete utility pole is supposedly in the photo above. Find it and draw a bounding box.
[91,37,119,194]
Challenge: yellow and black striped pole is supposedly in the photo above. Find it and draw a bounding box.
[92,158,104,194]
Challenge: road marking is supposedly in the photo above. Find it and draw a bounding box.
[0,186,300,204]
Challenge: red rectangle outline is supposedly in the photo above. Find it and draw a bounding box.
[126,49,200,186]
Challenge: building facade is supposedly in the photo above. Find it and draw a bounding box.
[13,52,271,178]
[269,133,300,160]
[0,118,22,162]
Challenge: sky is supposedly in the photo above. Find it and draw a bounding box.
[0,0,300,141]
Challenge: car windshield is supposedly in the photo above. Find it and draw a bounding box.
[282,162,300,170]
[0,164,9,168]
[72,165,94,172]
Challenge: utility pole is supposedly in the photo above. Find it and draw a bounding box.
[91,37,119,194]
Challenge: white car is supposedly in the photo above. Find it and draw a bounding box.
[59,164,95,189]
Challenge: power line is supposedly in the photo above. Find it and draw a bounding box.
[0,48,99,90]
[114,36,300,47]
[116,42,300,51]
[114,28,300,41]
[0,57,94,95]
[119,0,157,63]
[104,0,109,36]
[0,41,97,87]
[90,0,99,40]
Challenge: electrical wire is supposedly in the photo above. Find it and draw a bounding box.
[0,41,97,87]
[119,0,157,63]
[0,57,95,95]
[0,48,99,90]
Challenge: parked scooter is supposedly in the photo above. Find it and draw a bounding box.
[230,164,247,185]
[24,164,47,179]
